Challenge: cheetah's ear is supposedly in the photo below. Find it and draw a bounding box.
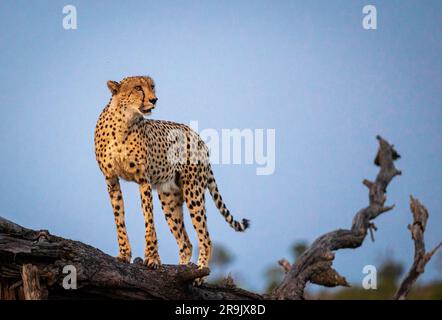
[107,80,120,95]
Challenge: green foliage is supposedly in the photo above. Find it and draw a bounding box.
[264,266,285,293]
[292,242,308,259]
[313,281,442,300]
[211,243,234,268]
[312,254,440,300]
[263,240,310,294]
[208,243,236,285]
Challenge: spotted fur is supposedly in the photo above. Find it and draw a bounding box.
[94,76,249,284]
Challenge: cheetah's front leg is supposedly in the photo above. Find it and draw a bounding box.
[139,183,161,269]
[106,177,132,263]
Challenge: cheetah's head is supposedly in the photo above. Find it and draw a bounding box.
[107,76,158,116]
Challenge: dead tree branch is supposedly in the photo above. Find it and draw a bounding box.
[393,196,442,300]
[278,258,349,288]
[271,136,401,299]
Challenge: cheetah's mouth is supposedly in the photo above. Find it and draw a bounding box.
[140,105,155,115]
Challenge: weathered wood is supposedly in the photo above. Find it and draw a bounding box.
[0,279,24,300]
[271,136,402,299]
[0,217,262,300]
[21,264,43,300]
[278,258,349,287]
[393,196,442,300]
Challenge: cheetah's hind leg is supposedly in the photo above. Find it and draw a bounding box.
[183,183,212,286]
[158,190,193,265]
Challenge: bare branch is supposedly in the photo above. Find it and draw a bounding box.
[278,258,349,287]
[393,196,442,300]
[271,136,401,299]
[311,267,350,288]
[278,259,292,273]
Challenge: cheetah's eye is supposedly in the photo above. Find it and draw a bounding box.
[134,86,142,91]
[151,84,155,90]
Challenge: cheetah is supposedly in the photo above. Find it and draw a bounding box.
[94,76,249,284]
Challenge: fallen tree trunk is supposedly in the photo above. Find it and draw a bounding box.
[0,217,262,300]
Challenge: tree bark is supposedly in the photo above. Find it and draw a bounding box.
[393,196,442,300]
[21,264,45,300]
[0,217,262,300]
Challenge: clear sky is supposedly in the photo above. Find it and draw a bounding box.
[0,1,441,292]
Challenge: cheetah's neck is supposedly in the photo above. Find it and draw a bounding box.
[104,99,144,144]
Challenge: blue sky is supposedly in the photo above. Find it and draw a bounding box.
[0,1,441,292]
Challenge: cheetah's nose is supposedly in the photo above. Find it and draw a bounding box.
[149,98,158,105]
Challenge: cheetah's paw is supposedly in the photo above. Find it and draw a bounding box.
[144,257,161,269]
[193,277,206,286]
[116,254,131,264]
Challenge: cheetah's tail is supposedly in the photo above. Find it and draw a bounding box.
[207,167,250,232]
